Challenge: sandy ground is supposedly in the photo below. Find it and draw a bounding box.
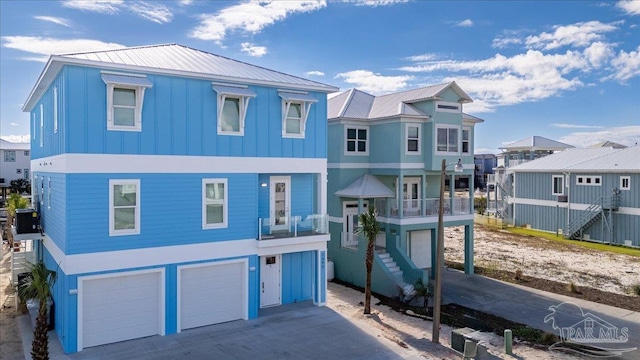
[327,282,579,359]
[445,225,640,295]
[0,242,25,360]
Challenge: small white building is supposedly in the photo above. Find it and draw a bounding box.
[0,139,30,186]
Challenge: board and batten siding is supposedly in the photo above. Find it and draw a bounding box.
[35,172,68,252]
[50,66,326,160]
[281,251,314,304]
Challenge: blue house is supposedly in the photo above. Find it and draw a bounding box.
[508,146,640,246]
[21,44,337,352]
[326,83,483,299]
[473,153,496,190]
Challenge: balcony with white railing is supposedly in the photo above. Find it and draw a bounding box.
[374,197,471,219]
[258,214,329,241]
[508,159,530,167]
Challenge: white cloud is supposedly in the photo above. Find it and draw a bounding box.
[403,53,439,62]
[0,135,30,143]
[127,2,173,24]
[34,16,72,27]
[335,70,413,94]
[191,1,326,43]
[240,42,267,57]
[604,46,640,82]
[525,21,621,50]
[62,0,172,23]
[456,19,473,27]
[2,36,126,61]
[179,0,193,5]
[558,126,640,148]
[551,123,604,129]
[306,70,325,76]
[617,0,640,15]
[353,0,409,6]
[492,37,522,49]
[62,0,123,14]
[10,122,19,126]
[583,41,614,68]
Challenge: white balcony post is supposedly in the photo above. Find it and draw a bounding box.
[258,218,262,240]
[318,171,327,215]
[294,216,298,237]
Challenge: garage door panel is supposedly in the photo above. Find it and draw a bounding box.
[180,262,245,330]
[82,271,162,349]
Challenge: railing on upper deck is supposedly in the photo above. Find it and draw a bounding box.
[374,197,471,218]
[258,214,328,240]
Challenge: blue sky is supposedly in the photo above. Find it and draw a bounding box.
[1,0,639,153]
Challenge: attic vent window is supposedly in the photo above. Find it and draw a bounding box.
[435,101,461,113]
[576,175,602,186]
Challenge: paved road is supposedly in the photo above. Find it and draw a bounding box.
[442,268,640,360]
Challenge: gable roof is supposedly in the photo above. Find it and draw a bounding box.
[24,43,338,112]
[328,81,475,120]
[510,146,640,173]
[500,136,573,152]
[335,174,394,198]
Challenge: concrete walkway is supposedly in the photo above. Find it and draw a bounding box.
[17,302,426,360]
[442,268,640,359]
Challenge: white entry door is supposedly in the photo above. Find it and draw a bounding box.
[270,176,290,232]
[260,255,281,307]
[403,178,421,215]
[408,230,432,269]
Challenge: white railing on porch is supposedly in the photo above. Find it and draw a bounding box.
[374,197,471,218]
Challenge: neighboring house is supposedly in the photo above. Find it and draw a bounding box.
[327,82,483,299]
[488,136,573,222]
[21,43,337,353]
[0,139,30,186]
[589,141,627,149]
[508,146,640,247]
[473,153,497,190]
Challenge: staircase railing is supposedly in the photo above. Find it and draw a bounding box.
[563,197,608,239]
[495,175,512,224]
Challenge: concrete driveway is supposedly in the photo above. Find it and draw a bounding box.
[20,302,425,360]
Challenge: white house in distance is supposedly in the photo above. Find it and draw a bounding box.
[0,139,31,186]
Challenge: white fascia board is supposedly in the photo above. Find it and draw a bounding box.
[327,162,425,169]
[31,154,327,174]
[329,116,431,126]
[23,58,63,112]
[44,234,259,275]
[47,56,339,93]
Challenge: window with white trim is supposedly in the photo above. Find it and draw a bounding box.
[203,179,227,229]
[109,179,140,236]
[212,83,256,136]
[346,126,368,154]
[406,124,421,154]
[279,91,318,138]
[462,128,470,154]
[620,176,630,190]
[436,126,459,153]
[102,73,152,132]
[40,104,44,147]
[24,169,29,180]
[4,151,16,162]
[435,101,461,113]
[53,86,58,133]
[576,175,602,186]
[47,177,51,210]
[552,175,564,195]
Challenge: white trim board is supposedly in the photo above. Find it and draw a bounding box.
[512,197,640,216]
[328,162,426,169]
[378,214,474,225]
[31,154,326,174]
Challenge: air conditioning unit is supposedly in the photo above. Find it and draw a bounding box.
[15,209,39,234]
[557,195,568,202]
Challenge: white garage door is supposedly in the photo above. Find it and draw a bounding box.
[409,230,432,269]
[80,270,163,350]
[179,260,246,331]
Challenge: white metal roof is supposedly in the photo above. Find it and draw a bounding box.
[23,43,338,112]
[328,81,476,121]
[510,146,640,173]
[278,91,318,103]
[0,139,30,150]
[500,136,573,152]
[335,174,394,198]
[101,73,153,88]
[212,84,257,98]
